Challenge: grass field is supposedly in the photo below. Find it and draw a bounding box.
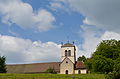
[0,73,105,79]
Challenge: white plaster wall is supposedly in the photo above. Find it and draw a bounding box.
[75,70,78,74]
[75,69,87,74]
[80,69,87,74]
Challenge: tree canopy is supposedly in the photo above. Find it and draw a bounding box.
[93,40,120,60]
[0,56,7,73]
[77,55,86,62]
[85,39,120,76]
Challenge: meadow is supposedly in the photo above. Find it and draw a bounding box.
[0,73,105,79]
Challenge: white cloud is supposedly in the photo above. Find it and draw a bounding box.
[56,0,120,33]
[78,25,120,58]
[49,0,71,13]
[0,0,55,31]
[0,35,60,64]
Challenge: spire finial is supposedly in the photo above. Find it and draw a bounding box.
[67,36,69,43]
[61,42,63,45]
[72,41,74,44]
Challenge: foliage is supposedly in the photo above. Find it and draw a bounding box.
[93,40,120,60]
[85,58,92,72]
[0,56,7,73]
[77,55,87,62]
[85,39,120,78]
[106,58,120,79]
[114,58,120,73]
[46,67,57,74]
[92,55,114,73]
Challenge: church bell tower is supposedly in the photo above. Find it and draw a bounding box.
[61,43,76,63]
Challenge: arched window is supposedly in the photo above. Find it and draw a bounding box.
[66,61,68,63]
[68,50,71,56]
[65,70,68,74]
[65,50,67,56]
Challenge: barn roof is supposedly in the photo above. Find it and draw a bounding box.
[6,61,86,73]
[6,62,60,73]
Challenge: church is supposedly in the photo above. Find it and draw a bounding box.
[7,43,87,74]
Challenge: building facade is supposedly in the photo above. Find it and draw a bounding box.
[60,43,87,74]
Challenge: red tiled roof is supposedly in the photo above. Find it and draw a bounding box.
[75,61,86,69]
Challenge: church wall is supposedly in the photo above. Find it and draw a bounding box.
[61,47,75,63]
[60,58,74,74]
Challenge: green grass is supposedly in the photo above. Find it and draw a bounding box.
[0,73,105,79]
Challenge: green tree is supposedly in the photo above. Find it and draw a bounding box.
[86,39,120,74]
[92,55,114,73]
[93,39,120,60]
[0,56,7,73]
[77,55,87,62]
[85,58,92,72]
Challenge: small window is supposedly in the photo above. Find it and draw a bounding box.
[66,61,68,63]
[68,50,71,56]
[65,50,67,52]
[65,50,67,56]
[65,52,67,56]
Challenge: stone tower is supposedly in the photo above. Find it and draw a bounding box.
[61,43,76,63]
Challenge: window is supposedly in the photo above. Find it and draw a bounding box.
[78,70,81,74]
[68,50,71,56]
[65,50,67,56]
[66,61,68,63]
[65,70,68,74]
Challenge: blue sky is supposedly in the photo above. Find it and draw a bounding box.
[0,0,120,64]
[0,0,84,44]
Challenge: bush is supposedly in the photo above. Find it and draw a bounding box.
[105,72,120,79]
[46,67,57,74]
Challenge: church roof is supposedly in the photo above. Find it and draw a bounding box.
[61,43,75,47]
[6,62,60,73]
[75,61,86,69]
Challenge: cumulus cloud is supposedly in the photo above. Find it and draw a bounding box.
[0,35,60,64]
[0,0,55,31]
[64,0,120,33]
[51,0,120,57]
[52,0,120,33]
[78,25,120,58]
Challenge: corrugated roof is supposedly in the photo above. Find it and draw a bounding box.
[7,62,61,73]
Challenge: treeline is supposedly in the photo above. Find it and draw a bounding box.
[0,56,6,73]
[78,39,120,79]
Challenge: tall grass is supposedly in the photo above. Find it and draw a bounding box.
[0,73,105,79]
